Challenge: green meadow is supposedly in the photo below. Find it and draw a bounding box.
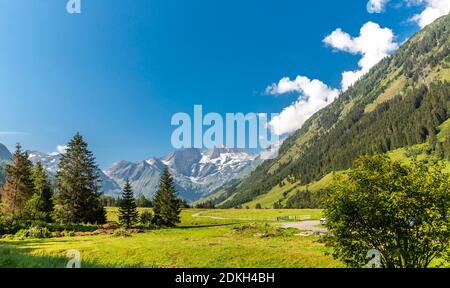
[0,208,342,268]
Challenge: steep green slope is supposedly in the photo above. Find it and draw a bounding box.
[219,14,450,208]
[243,173,336,209]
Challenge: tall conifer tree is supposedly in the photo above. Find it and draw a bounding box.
[152,167,181,227]
[53,133,106,224]
[25,162,54,222]
[118,180,138,228]
[0,144,34,214]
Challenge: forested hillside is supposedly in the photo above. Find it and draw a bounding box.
[218,14,450,208]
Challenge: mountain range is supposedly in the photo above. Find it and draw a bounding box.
[105,148,259,201]
[0,145,259,202]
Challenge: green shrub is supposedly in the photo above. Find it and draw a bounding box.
[140,211,153,225]
[112,228,131,237]
[14,226,51,239]
[46,223,97,233]
[63,230,76,237]
[0,215,32,235]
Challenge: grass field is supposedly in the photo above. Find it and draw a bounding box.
[0,208,341,268]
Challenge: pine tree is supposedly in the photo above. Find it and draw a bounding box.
[25,162,54,222]
[118,180,138,228]
[53,133,106,224]
[0,144,34,215]
[152,167,181,227]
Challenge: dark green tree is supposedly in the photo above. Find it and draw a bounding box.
[324,155,450,268]
[152,167,181,227]
[53,133,106,224]
[0,144,34,215]
[118,180,139,228]
[24,162,53,222]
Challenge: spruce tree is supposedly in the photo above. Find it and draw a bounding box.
[0,144,34,215]
[152,167,181,227]
[118,180,138,228]
[25,162,53,222]
[53,133,106,224]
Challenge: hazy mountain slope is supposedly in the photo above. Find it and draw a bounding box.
[219,14,450,208]
[0,143,11,161]
[104,159,165,198]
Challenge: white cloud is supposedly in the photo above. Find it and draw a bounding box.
[367,0,449,28]
[410,0,450,28]
[266,76,340,135]
[324,22,398,90]
[56,145,67,154]
[367,0,390,13]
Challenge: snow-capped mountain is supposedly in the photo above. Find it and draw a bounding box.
[105,148,259,201]
[0,143,11,161]
[28,151,61,174]
[27,150,122,196]
[162,148,257,187]
[19,147,259,201]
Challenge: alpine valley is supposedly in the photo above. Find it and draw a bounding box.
[1,15,449,208]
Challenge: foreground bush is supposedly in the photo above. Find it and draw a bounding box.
[14,226,51,239]
[324,155,450,268]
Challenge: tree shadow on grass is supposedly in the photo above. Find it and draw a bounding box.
[0,243,105,268]
[176,223,240,229]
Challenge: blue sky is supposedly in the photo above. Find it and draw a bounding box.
[0,0,445,168]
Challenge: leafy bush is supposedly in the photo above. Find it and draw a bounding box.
[0,215,35,235]
[46,223,98,233]
[62,230,76,237]
[324,155,450,268]
[112,228,131,237]
[14,226,51,239]
[140,211,153,225]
